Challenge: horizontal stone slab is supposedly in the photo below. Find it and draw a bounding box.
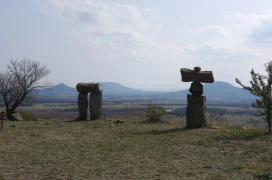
[180,68,215,83]
[76,83,103,93]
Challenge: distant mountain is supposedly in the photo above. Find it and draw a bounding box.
[177,81,256,103]
[34,82,149,98]
[204,81,255,100]
[33,83,77,97]
[33,81,257,104]
[102,82,153,96]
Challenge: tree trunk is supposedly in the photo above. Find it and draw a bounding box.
[267,98,272,133]
[6,109,15,120]
[5,105,12,120]
[3,96,14,120]
[268,118,272,133]
[0,118,3,129]
[4,103,15,120]
[4,92,28,120]
[268,110,272,133]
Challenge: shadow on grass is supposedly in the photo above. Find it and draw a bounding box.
[132,127,188,135]
[62,119,90,123]
[215,129,271,141]
[255,171,272,180]
[138,120,169,124]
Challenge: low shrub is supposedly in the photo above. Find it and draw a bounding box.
[19,111,37,121]
[145,105,165,122]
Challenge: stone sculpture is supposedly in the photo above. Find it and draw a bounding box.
[180,67,214,128]
[76,83,103,120]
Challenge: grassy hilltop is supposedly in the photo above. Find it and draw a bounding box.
[0,118,271,179]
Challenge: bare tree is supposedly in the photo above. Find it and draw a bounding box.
[0,59,49,120]
[236,61,272,133]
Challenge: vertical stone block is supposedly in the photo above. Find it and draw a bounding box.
[89,92,102,120]
[78,93,88,120]
[186,95,207,128]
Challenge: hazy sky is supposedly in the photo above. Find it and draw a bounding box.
[1,0,272,90]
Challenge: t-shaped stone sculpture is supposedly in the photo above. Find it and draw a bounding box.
[76,83,103,120]
[180,67,214,128]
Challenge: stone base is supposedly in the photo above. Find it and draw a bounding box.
[90,109,102,120]
[186,94,207,129]
[89,93,102,120]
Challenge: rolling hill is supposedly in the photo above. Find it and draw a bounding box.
[33,81,256,104]
[34,82,149,97]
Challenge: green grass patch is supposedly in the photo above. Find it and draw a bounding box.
[215,128,270,141]
[0,118,271,179]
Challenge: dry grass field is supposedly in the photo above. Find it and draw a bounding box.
[0,116,271,179]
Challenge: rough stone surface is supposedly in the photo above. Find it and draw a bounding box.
[189,81,203,96]
[78,93,88,120]
[180,68,214,83]
[186,95,207,128]
[180,67,214,129]
[76,83,102,94]
[76,83,103,121]
[89,92,102,120]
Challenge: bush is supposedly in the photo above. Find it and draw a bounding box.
[145,105,165,122]
[19,111,37,121]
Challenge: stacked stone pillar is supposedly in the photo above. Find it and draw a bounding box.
[180,67,214,129]
[76,83,103,121]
